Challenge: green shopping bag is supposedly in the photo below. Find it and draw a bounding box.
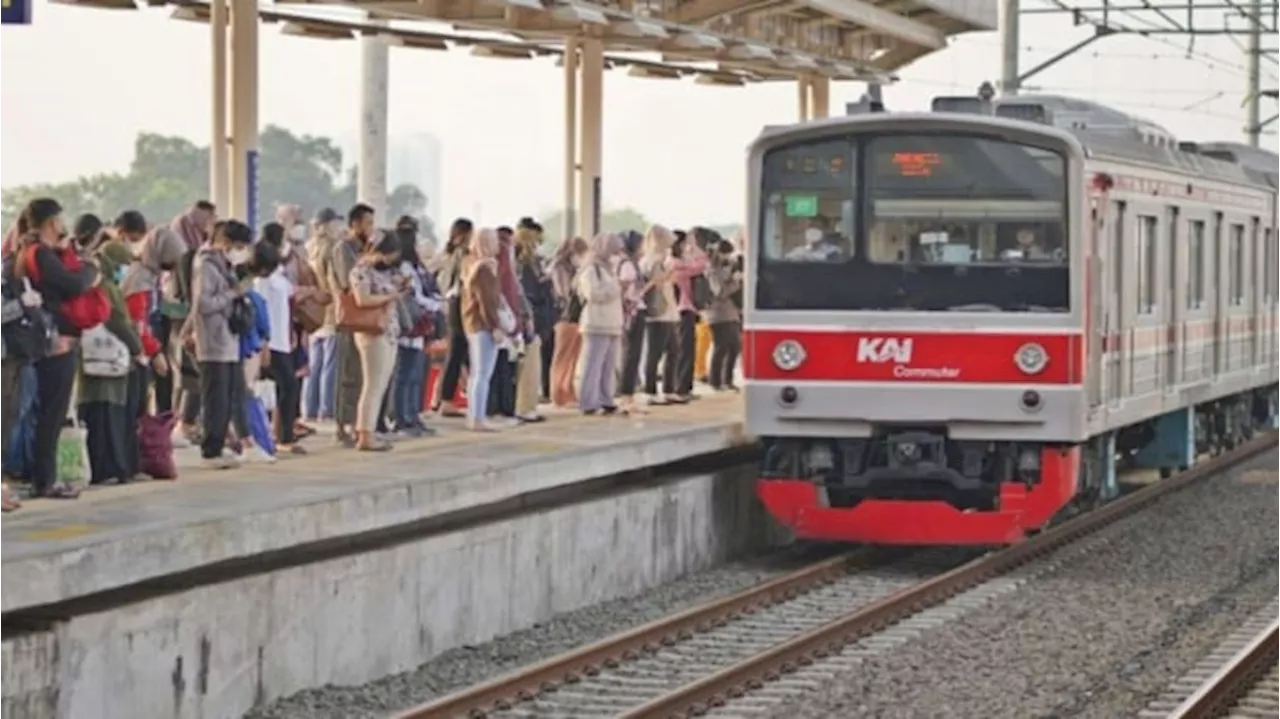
[55,425,91,490]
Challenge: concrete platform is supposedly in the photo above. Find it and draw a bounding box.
[2,394,746,615]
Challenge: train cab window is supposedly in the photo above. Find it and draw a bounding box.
[1229,223,1245,306]
[760,139,855,263]
[864,135,1067,268]
[1188,220,1206,309]
[1137,215,1157,314]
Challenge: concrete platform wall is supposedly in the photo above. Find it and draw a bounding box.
[2,466,784,719]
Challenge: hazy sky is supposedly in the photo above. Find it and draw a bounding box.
[1,1,1276,227]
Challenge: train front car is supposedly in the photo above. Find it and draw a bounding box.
[744,113,1087,546]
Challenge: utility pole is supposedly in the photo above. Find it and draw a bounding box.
[1000,0,1021,96]
[1246,0,1263,147]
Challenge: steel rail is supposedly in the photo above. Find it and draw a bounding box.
[1167,620,1280,719]
[618,430,1278,719]
[394,548,888,719]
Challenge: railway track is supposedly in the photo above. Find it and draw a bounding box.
[396,431,1277,719]
[1142,602,1279,719]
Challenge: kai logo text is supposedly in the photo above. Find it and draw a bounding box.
[856,337,913,364]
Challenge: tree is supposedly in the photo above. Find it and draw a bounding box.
[538,207,652,240]
[1,126,430,233]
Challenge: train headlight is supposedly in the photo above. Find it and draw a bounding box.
[772,340,807,371]
[1014,343,1049,375]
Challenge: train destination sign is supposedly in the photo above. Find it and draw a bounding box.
[891,152,944,177]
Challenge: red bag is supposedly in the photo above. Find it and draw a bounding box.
[24,246,111,330]
[137,412,178,480]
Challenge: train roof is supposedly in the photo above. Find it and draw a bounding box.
[762,93,1278,192]
[988,94,1277,190]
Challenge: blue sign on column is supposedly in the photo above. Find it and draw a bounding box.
[246,149,260,232]
[2,0,32,25]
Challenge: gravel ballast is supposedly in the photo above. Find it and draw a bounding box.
[247,545,839,719]
[766,449,1279,719]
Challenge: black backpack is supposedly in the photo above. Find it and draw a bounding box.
[2,261,57,363]
[690,274,712,310]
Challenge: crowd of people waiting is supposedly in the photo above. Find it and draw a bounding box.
[0,196,744,512]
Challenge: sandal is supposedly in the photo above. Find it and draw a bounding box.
[358,441,392,452]
[34,482,80,500]
[1,484,20,512]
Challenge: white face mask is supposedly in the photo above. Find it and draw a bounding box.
[130,241,145,259]
[804,228,824,244]
[281,242,293,259]
[227,247,252,266]
[289,225,306,241]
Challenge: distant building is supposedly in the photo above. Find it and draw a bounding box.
[338,131,443,226]
[388,133,443,227]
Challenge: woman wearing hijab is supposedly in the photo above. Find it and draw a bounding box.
[76,239,144,485]
[638,225,681,406]
[615,230,648,414]
[303,208,344,422]
[166,201,216,446]
[574,233,625,415]
[514,224,551,423]
[548,236,588,408]
[461,228,507,432]
[118,213,185,474]
[487,227,524,424]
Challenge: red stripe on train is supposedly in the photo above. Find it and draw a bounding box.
[743,329,1083,384]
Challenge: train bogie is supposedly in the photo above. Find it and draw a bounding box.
[743,96,1278,546]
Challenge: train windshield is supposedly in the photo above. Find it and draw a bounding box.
[756,133,1070,313]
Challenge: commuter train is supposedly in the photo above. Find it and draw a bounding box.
[743,93,1279,545]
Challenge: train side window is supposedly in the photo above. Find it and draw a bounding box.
[1137,215,1157,314]
[1188,220,1205,310]
[1229,223,1245,306]
[1267,228,1276,305]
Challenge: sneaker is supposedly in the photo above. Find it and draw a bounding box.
[202,455,240,470]
[222,447,244,462]
[246,446,277,464]
[170,426,193,449]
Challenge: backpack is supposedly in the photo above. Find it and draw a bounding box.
[2,276,57,363]
[80,323,132,378]
[690,274,712,310]
[23,246,111,331]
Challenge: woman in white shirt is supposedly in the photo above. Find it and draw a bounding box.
[252,238,305,455]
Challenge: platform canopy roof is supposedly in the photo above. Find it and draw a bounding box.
[58,0,993,85]
[265,0,997,83]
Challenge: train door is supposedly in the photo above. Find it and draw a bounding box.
[1106,200,1127,405]
[1086,197,1104,408]
[1249,218,1260,368]
[1165,207,1179,391]
[1212,212,1225,377]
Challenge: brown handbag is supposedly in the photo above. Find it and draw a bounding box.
[293,293,328,334]
[335,290,386,334]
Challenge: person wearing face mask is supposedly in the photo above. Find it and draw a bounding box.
[9,198,100,498]
[76,238,144,486]
[348,231,406,450]
[548,235,588,408]
[303,208,344,423]
[786,217,843,262]
[73,214,107,257]
[165,201,216,445]
[186,219,254,469]
[638,224,681,406]
[119,212,184,476]
[330,203,376,447]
